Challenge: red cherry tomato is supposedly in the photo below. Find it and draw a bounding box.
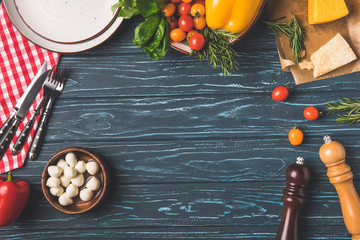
[272,86,289,102]
[167,17,177,30]
[189,33,205,51]
[303,106,319,121]
[194,0,205,5]
[178,2,192,15]
[172,0,181,2]
[178,15,194,32]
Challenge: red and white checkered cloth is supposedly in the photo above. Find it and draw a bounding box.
[0,3,61,173]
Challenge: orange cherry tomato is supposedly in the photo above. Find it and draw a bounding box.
[288,126,304,146]
[182,0,192,3]
[162,3,176,17]
[187,30,199,42]
[194,16,206,30]
[170,28,186,42]
[190,3,206,17]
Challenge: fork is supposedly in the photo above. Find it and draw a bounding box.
[11,67,60,155]
[28,67,67,161]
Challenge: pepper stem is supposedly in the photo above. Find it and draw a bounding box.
[7,171,12,182]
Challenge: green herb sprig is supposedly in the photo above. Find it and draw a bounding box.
[112,0,169,60]
[326,98,360,125]
[265,15,306,63]
[192,28,239,76]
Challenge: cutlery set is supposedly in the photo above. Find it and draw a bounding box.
[0,62,66,160]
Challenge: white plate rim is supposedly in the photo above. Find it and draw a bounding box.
[13,0,120,44]
[3,0,124,53]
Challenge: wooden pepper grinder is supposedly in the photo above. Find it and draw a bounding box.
[277,156,311,240]
[319,136,360,240]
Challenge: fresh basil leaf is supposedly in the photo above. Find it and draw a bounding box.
[145,22,170,60]
[133,14,161,47]
[111,0,133,13]
[112,0,140,18]
[155,0,168,11]
[119,7,140,19]
[135,0,159,18]
[145,17,166,52]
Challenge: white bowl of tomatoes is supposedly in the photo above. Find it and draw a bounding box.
[163,0,207,53]
[164,0,266,55]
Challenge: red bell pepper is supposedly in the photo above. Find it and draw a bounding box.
[0,172,30,227]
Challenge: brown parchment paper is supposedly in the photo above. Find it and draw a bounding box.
[267,0,360,84]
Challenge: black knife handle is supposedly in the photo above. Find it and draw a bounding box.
[0,113,16,139]
[12,112,37,156]
[29,98,54,161]
[0,118,21,159]
[12,98,46,156]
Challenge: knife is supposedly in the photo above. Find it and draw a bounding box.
[0,62,51,159]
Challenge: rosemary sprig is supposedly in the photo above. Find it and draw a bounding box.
[326,98,360,125]
[265,15,306,63]
[192,27,239,76]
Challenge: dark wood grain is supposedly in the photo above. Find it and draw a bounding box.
[1,2,360,239]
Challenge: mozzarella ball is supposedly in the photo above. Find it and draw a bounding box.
[65,184,79,198]
[71,173,84,187]
[86,161,99,175]
[50,186,64,197]
[46,177,60,188]
[60,175,71,187]
[64,166,77,179]
[86,176,101,191]
[48,165,63,178]
[56,159,68,171]
[58,193,74,206]
[79,188,94,202]
[65,152,77,167]
[75,160,86,174]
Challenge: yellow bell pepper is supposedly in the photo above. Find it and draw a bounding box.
[205,0,263,33]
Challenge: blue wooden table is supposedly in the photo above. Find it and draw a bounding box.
[1,6,360,240]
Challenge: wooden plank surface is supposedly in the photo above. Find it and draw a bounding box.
[1,2,360,239]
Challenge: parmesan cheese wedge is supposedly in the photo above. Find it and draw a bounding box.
[310,33,357,78]
[308,0,349,25]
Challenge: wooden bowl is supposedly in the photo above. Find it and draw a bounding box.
[170,0,266,54]
[41,147,109,214]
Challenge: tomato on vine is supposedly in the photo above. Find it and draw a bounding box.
[272,86,290,102]
[303,106,320,121]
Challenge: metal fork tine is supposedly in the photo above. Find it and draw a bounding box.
[28,65,67,160]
